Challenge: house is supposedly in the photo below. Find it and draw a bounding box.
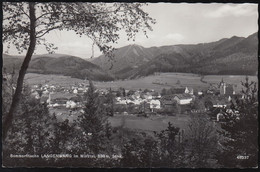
[213,104,226,108]
[66,100,77,109]
[77,88,84,94]
[198,91,203,96]
[184,87,194,95]
[142,92,153,100]
[115,97,128,105]
[73,89,78,94]
[52,97,68,107]
[173,94,193,105]
[161,95,174,108]
[150,99,161,111]
[42,89,49,95]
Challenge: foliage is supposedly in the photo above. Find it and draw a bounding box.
[2,67,17,118]
[77,80,112,155]
[186,114,218,167]
[3,2,155,55]
[51,118,75,154]
[191,98,206,111]
[121,122,186,167]
[161,88,167,96]
[3,86,55,166]
[216,76,258,167]
[127,89,135,96]
[104,88,114,116]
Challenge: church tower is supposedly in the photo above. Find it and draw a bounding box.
[47,92,52,105]
[219,78,226,95]
[184,87,189,94]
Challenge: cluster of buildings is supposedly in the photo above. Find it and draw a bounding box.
[113,78,241,115]
[31,83,89,109]
[115,89,161,111]
[29,78,243,118]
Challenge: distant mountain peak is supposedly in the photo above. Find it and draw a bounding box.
[92,33,257,79]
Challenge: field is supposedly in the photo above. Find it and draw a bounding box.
[108,113,191,132]
[50,108,191,134]
[25,72,258,93]
[24,73,85,87]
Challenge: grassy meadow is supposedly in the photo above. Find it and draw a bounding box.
[25,72,257,93]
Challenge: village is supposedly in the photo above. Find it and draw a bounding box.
[30,78,242,123]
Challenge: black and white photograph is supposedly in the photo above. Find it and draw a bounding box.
[2,2,258,168]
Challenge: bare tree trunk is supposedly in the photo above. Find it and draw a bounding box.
[3,2,36,140]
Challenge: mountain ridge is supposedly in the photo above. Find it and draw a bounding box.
[92,32,258,78]
[3,32,258,81]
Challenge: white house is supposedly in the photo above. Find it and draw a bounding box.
[150,99,161,110]
[198,91,203,95]
[42,90,49,95]
[184,87,193,95]
[73,89,78,94]
[116,97,127,105]
[173,94,193,105]
[66,100,77,109]
[213,104,227,108]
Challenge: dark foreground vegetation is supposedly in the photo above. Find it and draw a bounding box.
[2,77,258,168]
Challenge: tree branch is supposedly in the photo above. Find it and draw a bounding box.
[19,4,30,19]
[36,26,61,38]
[36,12,53,21]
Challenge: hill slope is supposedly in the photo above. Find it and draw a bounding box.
[3,54,114,81]
[92,32,258,79]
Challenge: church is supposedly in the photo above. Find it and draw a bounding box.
[219,78,235,96]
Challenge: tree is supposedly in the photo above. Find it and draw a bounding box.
[191,98,205,111]
[121,122,186,167]
[204,99,213,110]
[105,88,114,116]
[51,118,75,154]
[78,80,112,155]
[2,2,155,139]
[2,67,17,119]
[3,86,55,167]
[127,90,135,96]
[216,77,258,168]
[154,122,186,167]
[161,88,167,96]
[186,114,218,167]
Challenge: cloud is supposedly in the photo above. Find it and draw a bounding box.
[206,4,257,18]
[165,33,184,42]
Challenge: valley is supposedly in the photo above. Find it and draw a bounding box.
[25,72,257,93]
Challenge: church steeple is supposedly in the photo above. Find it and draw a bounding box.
[220,78,224,85]
[219,78,226,95]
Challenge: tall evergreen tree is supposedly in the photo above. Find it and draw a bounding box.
[78,80,112,155]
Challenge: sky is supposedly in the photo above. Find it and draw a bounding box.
[4,3,258,59]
